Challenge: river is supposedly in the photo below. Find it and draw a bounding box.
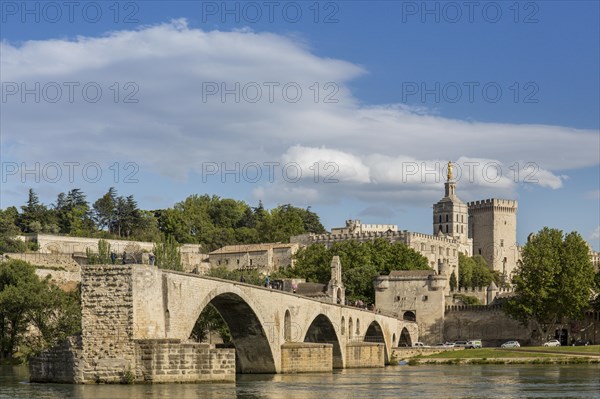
[1,364,599,399]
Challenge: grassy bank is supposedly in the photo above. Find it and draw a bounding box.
[401,346,600,365]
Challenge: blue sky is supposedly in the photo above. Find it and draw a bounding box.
[1,1,599,249]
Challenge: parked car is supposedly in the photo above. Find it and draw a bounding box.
[434,342,455,348]
[453,341,468,348]
[573,339,592,346]
[466,340,482,349]
[501,341,520,348]
[543,339,561,347]
[412,342,429,348]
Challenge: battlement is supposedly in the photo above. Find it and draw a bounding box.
[295,230,459,245]
[467,198,518,212]
[445,304,504,313]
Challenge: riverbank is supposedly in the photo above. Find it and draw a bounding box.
[399,346,600,365]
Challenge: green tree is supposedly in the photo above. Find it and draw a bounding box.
[449,271,458,291]
[52,189,94,235]
[0,208,27,254]
[153,236,182,271]
[592,270,600,311]
[189,304,230,344]
[19,189,55,233]
[458,253,474,289]
[97,239,111,264]
[207,266,264,286]
[92,187,117,231]
[0,260,81,359]
[278,239,429,304]
[504,228,595,341]
[471,255,494,288]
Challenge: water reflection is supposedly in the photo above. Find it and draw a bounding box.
[1,365,599,399]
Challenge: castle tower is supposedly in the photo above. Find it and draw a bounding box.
[468,199,518,282]
[327,256,345,305]
[432,161,470,244]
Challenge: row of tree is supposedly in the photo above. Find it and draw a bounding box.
[0,260,81,361]
[0,188,327,253]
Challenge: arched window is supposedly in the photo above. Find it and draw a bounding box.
[446,214,449,222]
[438,215,442,223]
[349,318,353,338]
[341,317,345,335]
[356,319,360,337]
[445,225,449,233]
[403,311,416,322]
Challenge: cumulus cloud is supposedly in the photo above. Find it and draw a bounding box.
[1,20,598,206]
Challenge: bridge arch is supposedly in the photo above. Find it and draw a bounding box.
[304,314,343,369]
[186,288,277,374]
[364,320,389,363]
[398,327,413,347]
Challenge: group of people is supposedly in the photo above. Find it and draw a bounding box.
[108,251,155,265]
[348,299,377,312]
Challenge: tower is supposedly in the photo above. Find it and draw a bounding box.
[327,256,345,305]
[468,199,518,281]
[432,161,470,244]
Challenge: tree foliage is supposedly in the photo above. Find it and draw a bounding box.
[189,304,231,344]
[0,260,81,360]
[153,236,182,271]
[449,271,458,291]
[504,227,595,338]
[458,253,497,289]
[5,189,326,251]
[86,239,111,265]
[276,239,430,304]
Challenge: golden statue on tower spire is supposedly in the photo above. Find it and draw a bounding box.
[447,161,453,181]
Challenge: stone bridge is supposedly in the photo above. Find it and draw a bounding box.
[31,264,418,383]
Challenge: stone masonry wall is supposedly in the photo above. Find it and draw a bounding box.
[344,342,384,368]
[135,340,235,383]
[29,335,83,383]
[280,343,333,373]
[80,265,136,383]
[444,306,532,347]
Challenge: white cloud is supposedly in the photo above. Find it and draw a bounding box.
[1,20,598,206]
[591,226,600,242]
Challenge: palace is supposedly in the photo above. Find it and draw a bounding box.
[292,161,520,286]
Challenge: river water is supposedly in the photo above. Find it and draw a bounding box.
[1,364,599,399]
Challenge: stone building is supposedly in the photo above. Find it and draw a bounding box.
[208,243,299,273]
[292,230,460,293]
[432,162,473,258]
[14,233,207,273]
[468,199,519,281]
[373,269,447,343]
[331,220,398,235]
